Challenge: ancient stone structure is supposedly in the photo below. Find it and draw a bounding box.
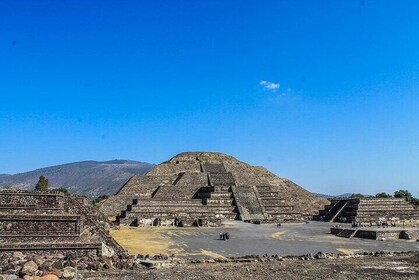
[100,152,327,226]
[316,197,419,224]
[331,227,419,240]
[0,189,125,256]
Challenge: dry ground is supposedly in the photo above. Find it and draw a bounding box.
[110,222,419,258]
[83,253,419,280]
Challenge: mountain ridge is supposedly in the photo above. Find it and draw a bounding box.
[0,160,155,198]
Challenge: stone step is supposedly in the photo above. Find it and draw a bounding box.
[336,229,357,238]
[128,206,236,214]
[209,192,233,199]
[205,198,235,205]
[213,186,231,192]
[354,210,419,216]
[266,213,303,221]
[255,186,273,192]
[208,173,235,187]
[260,201,290,206]
[133,200,204,206]
[264,206,295,212]
[348,204,415,209]
[257,191,279,195]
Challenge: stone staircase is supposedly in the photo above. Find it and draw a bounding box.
[319,200,349,222]
[204,186,238,220]
[254,186,303,222]
[117,169,239,226]
[336,229,358,238]
[232,185,265,221]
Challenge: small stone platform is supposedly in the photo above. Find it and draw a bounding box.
[331,226,419,240]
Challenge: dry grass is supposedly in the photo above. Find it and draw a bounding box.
[271,231,285,239]
[110,226,174,255]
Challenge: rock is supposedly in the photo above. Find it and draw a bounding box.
[12,252,25,260]
[62,267,75,279]
[69,260,78,268]
[33,258,44,267]
[4,275,18,280]
[22,261,38,276]
[77,263,88,270]
[39,275,58,280]
[53,254,65,260]
[314,252,327,259]
[47,269,61,278]
[51,260,63,270]
[101,243,115,257]
[39,261,52,272]
[23,275,34,280]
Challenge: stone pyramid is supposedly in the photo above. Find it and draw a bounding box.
[100,152,328,226]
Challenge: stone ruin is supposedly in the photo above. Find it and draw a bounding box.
[0,189,125,256]
[100,152,328,226]
[315,197,419,224]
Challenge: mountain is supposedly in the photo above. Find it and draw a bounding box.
[0,160,154,198]
[313,192,355,199]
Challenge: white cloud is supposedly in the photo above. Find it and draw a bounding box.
[260,80,280,91]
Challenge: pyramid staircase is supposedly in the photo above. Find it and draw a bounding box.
[254,186,303,222]
[336,229,358,238]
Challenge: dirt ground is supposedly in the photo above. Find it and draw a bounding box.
[110,226,173,256]
[83,253,419,280]
[110,222,419,258]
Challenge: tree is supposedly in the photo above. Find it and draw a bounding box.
[375,192,392,198]
[92,195,110,206]
[394,189,413,201]
[54,187,68,194]
[35,175,48,192]
[350,193,364,198]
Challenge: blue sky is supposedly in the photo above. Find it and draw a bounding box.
[1,1,418,196]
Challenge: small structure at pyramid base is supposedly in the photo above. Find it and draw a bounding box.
[315,197,419,225]
[100,152,328,226]
[0,189,125,256]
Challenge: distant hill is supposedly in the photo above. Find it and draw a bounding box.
[313,192,354,199]
[313,192,374,199]
[0,160,154,198]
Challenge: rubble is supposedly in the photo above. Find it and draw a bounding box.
[1,250,417,279]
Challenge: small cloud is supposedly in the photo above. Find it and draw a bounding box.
[260,80,280,91]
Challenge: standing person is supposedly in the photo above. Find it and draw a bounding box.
[220,232,223,240]
[226,232,229,240]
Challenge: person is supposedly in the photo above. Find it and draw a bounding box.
[225,232,229,240]
[220,232,223,240]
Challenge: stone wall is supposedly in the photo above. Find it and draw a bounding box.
[0,215,80,236]
[0,192,64,209]
[0,190,124,256]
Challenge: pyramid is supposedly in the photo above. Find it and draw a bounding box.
[100,152,328,226]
